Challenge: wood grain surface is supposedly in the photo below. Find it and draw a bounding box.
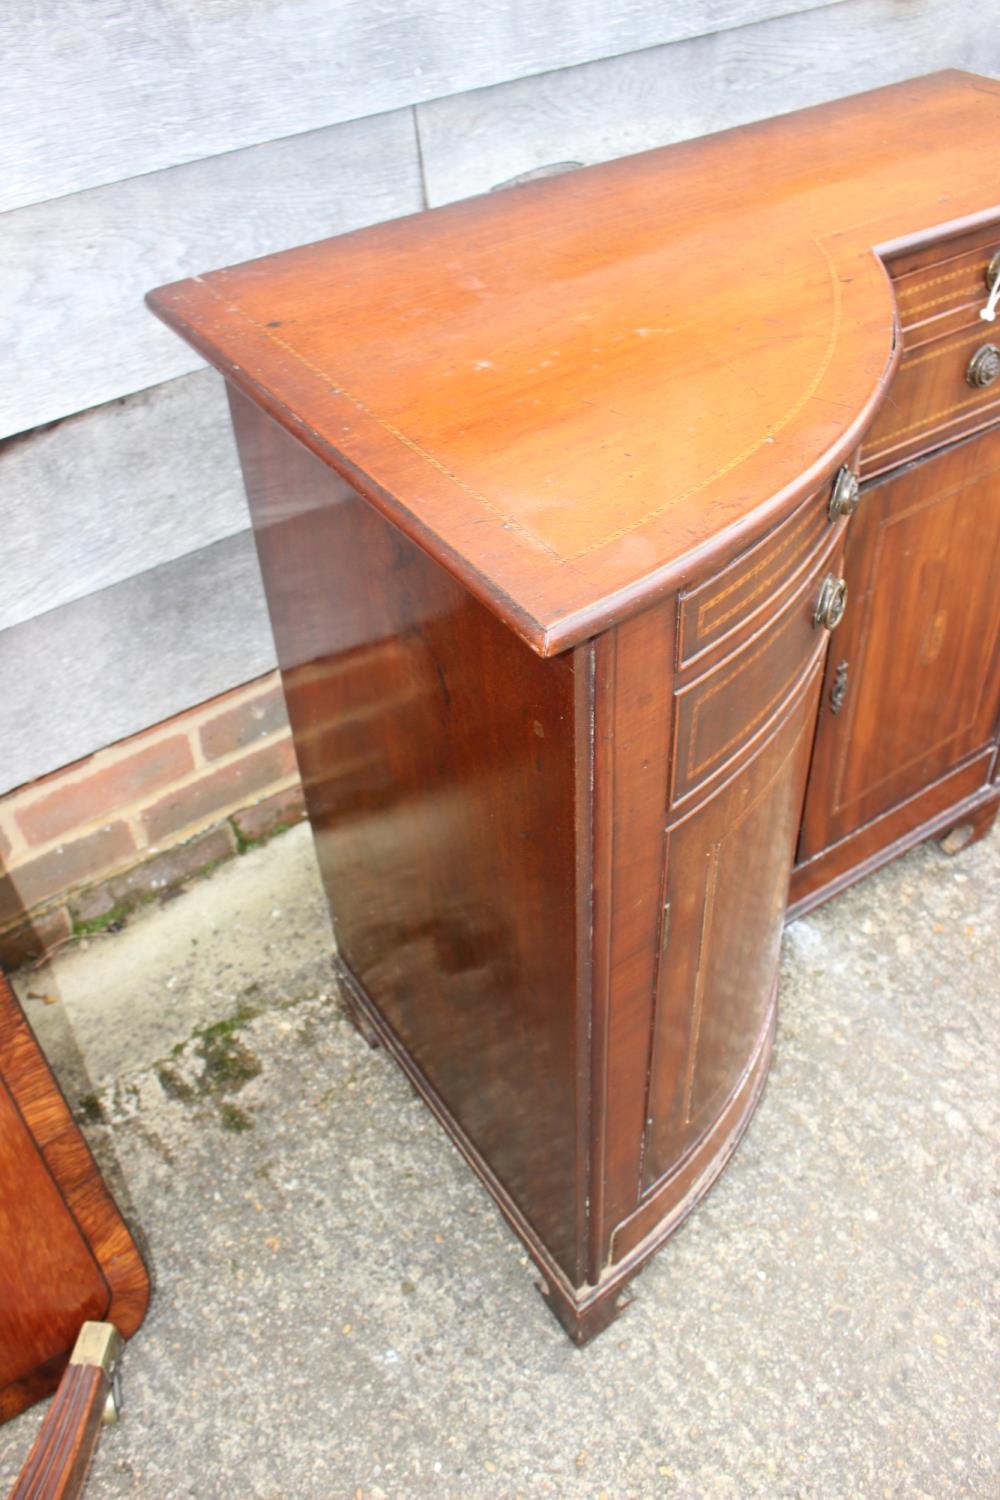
[2,109,422,439]
[229,389,589,1283]
[149,72,1000,657]
[417,0,993,206]
[0,533,275,795]
[0,372,246,634]
[150,69,1000,1341]
[0,973,148,1423]
[8,1363,109,1499]
[799,426,1000,860]
[1,0,839,213]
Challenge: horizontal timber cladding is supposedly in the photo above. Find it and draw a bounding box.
[4,0,995,803]
[0,534,277,797]
[415,0,993,206]
[0,372,246,633]
[0,109,423,438]
[2,0,840,212]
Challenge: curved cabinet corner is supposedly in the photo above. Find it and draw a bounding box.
[594,496,841,1287]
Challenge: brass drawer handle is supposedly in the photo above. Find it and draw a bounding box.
[967,343,1000,389]
[828,465,859,521]
[814,574,848,631]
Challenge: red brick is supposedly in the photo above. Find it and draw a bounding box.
[0,823,135,928]
[71,823,238,925]
[16,736,194,847]
[199,680,288,761]
[0,906,73,971]
[232,784,306,845]
[140,740,298,844]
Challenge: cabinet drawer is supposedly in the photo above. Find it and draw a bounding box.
[671,531,845,809]
[862,326,1000,477]
[677,474,846,667]
[863,220,1000,477]
[892,219,1000,342]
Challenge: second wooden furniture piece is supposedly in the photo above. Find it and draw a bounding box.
[0,972,148,1417]
[7,1324,125,1500]
[149,71,1000,1342]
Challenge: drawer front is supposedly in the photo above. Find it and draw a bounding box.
[863,219,1000,476]
[891,219,1000,343]
[671,529,845,810]
[862,325,1000,477]
[677,475,844,667]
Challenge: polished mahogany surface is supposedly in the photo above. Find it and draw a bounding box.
[861,217,1000,477]
[149,72,1000,1342]
[0,975,148,1422]
[801,427,1000,858]
[228,390,589,1283]
[150,72,1000,656]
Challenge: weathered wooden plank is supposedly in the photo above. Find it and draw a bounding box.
[0,371,244,633]
[417,0,999,206]
[3,0,843,213]
[1,108,423,439]
[0,534,276,796]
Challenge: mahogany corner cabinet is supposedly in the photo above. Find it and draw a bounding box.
[149,72,1000,1344]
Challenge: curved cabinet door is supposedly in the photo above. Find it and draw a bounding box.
[641,657,824,1190]
[799,426,1000,861]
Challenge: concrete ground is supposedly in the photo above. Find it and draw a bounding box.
[0,819,997,1499]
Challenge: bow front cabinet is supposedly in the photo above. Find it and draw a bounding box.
[149,71,1000,1342]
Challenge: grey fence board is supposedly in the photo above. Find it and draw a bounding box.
[2,108,423,439]
[417,0,998,206]
[2,0,842,213]
[0,533,277,796]
[1,371,244,633]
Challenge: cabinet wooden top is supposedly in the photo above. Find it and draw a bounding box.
[149,70,1000,656]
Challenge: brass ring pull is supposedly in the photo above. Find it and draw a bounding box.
[966,343,1000,388]
[828,465,859,521]
[814,574,848,631]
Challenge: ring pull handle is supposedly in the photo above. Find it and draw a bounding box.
[966,344,1000,389]
[828,465,859,521]
[814,574,848,632]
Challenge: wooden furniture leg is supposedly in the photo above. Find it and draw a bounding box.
[7,1325,122,1500]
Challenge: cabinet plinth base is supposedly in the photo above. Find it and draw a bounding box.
[937,797,1000,856]
[537,1280,634,1347]
[789,770,1000,921]
[334,957,381,1049]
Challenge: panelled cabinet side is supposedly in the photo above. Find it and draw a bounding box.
[226,386,593,1291]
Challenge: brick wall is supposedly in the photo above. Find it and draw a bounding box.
[0,672,305,970]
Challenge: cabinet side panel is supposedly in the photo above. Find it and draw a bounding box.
[228,388,584,1280]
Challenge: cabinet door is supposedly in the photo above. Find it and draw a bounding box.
[642,660,823,1188]
[799,428,1000,861]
